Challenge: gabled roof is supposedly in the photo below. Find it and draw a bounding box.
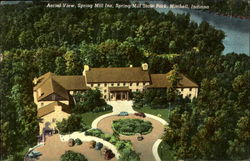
[34,72,90,101]
[37,78,69,101]
[85,67,150,83]
[147,72,198,88]
[53,75,89,91]
[37,102,70,117]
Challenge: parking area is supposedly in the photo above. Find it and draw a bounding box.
[34,134,117,161]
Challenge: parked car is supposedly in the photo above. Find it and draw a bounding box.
[95,142,103,150]
[136,133,144,141]
[89,140,96,149]
[68,138,75,147]
[104,149,115,160]
[134,112,146,118]
[118,112,128,116]
[27,151,41,158]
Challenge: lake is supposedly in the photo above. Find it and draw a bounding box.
[133,1,249,55]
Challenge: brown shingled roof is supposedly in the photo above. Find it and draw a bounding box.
[37,102,70,117]
[53,75,89,91]
[147,72,198,88]
[37,78,69,101]
[34,72,89,102]
[86,67,150,83]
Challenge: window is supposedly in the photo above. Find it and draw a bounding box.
[188,94,192,97]
[181,88,184,91]
[123,83,126,86]
[137,83,139,86]
[117,83,120,86]
[189,88,192,91]
[91,84,93,87]
[136,89,139,92]
[130,83,133,86]
[104,83,107,87]
[52,94,56,100]
[97,83,100,87]
[104,89,107,92]
[111,83,114,86]
[104,95,107,99]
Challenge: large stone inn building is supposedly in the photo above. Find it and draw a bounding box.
[33,63,198,134]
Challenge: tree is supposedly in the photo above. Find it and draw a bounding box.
[61,150,88,161]
[168,64,181,87]
[118,149,140,161]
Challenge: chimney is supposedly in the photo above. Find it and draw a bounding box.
[33,77,38,85]
[83,65,90,76]
[141,63,148,71]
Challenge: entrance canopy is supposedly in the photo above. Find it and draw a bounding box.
[109,87,130,92]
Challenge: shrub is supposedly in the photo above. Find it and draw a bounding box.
[109,136,119,144]
[112,119,153,135]
[85,129,104,137]
[75,138,82,145]
[73,89,107,113]
[92,104,113,112]
[56,115,89,134]
[101,133,112,141]
[118,149,140,161]
[60,150,88,161]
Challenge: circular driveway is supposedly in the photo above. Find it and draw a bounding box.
[97,114,165,161]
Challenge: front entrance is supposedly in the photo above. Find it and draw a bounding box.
[108,87,131,101]
[116,92,121,100]
[109,91,130,101]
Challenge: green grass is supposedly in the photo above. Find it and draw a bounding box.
[136,106,170,121]
[158,141,175,161]
[80,110,112,127]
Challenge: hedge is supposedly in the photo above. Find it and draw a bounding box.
[112,119,153,136]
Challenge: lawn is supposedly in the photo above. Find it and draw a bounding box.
[158,141,175,161]
[80,110,112,127]
[136,106,170,121]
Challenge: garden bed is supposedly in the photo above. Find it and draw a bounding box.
[112,119,153,135]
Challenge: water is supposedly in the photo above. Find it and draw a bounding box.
[134,1,250,55]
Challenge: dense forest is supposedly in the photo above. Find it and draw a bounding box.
[0,3,249,161]
[167,0,249,18]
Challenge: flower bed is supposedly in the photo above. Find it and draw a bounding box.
[112,119,153,135]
